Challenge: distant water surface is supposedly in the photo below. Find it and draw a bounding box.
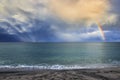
[0,43,120,70]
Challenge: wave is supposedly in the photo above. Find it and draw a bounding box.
[0,60,119,71]
[0,63,119,71]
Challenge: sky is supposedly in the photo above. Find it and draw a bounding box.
[0,0,120,42]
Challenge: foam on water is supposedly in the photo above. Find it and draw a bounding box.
[0,63,119,71]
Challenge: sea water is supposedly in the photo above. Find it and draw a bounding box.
[0,43,120,70]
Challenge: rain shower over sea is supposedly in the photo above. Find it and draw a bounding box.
[0,43,120,70]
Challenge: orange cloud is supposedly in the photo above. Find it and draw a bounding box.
[49,0,116,26]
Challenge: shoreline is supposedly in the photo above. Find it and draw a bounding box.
[0,63,118,71]
[0,67,120,80]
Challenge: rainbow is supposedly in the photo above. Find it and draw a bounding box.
[97,23,105,40]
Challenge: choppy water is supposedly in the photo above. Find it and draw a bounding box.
[0,43,120,70]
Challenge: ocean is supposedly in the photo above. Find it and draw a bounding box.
[0,43,120,70]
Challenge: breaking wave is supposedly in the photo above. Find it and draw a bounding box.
[0,63,119,71]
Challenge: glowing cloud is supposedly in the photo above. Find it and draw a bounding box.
[49,0,117,40]
[49,0,112,24]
